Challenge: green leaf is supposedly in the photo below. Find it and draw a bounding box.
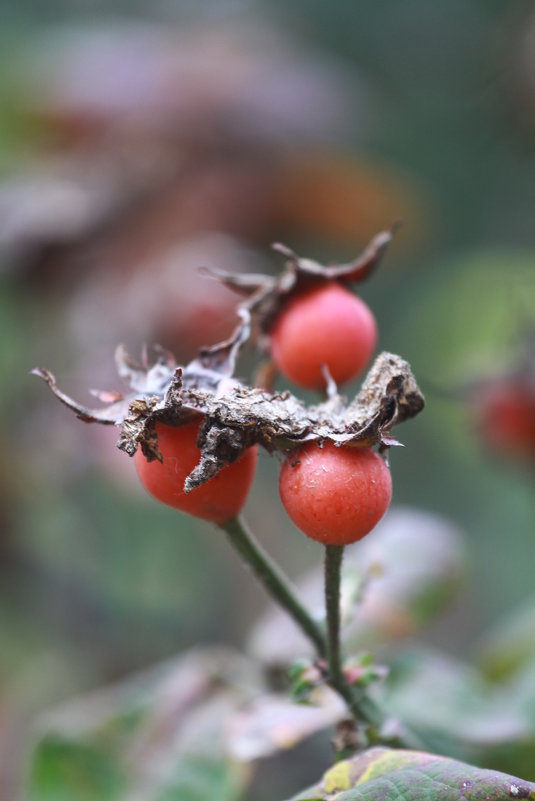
[150,753,246,801]
[28,737,125,801]
[287,747,535,801]
[402,252,535,382]
[26,647,257,801]
[226,688,344,762]
[381,647,535,780]
[477,597,535,682]
[383,648,503,749]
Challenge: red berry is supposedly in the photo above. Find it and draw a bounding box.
[472,380,535,462]
[279,442,392,546]
[135,420,258,524]
[270,281,377,389]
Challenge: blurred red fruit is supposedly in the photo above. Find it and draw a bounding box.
[472,380,535,463]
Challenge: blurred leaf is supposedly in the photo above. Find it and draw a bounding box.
[29,734,245,801]
[226,689,345,762]
[286,746,535,801]
[381,648,535,779]
[29,738,124,801]
[383,649,529,757]
[27,645,353,800]
[489,657,535,780]
[404,253,535,382]
[477,597,535,682]
[502,657,535,723]
[248,507,465,665]
[26,647,258,801]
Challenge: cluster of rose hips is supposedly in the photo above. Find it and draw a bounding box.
[135,272,392,546]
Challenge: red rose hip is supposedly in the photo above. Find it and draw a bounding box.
[135,420,258,524]
[270,281,377,389]
[279,442,392,545]
[472,380,535,462]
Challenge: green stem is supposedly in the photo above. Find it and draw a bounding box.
[323,544,424,749]
[220,516,327,657]
[324,544,344,686]
[324,545,380,728]
[222,517,426,751]
[334,680,425,749]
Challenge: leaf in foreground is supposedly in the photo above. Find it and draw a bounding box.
[287,746,535,801]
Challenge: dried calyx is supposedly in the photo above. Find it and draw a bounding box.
[33,225,424,493]
[201,222,400,336]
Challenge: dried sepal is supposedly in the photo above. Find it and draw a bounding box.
[31,367,125,424]
[272,222,400,283]
[195,307,252,376]
[202,222,400,336]
[34,343,424,492]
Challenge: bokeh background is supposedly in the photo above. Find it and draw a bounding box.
[1,1,534,799]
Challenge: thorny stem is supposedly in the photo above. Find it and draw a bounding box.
[221,516,426,751]
[220,516,327,658]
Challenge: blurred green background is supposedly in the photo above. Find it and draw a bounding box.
[0,1,534,799]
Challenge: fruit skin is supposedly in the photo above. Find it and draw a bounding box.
[135,420,258,524]
[279,442,392,546]
[270,281,377,389]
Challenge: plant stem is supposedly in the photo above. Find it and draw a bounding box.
[324,544,344,686]
[341,683,426,750]
[323,545,381,729]
[220,516,327,657]
[222,517,426,751]
[323,544,425,748]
